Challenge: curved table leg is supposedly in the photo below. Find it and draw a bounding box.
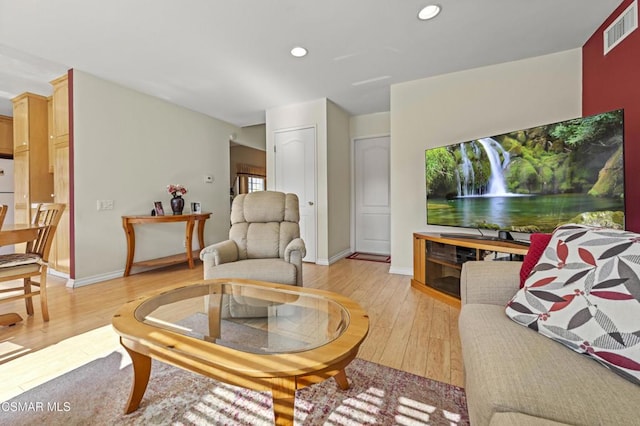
[185,218,196,268]
[196,217,207,252]
[121,341,152,414]
[270,376,296,425]
[334,369,350,390]
[122,219,136,277]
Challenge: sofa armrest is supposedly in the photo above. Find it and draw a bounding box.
[199,240,238,266]
[460,261,522,306]
[284,238,306,286]
[284,238,306,263]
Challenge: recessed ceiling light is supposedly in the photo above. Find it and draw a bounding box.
[290,46,308,58]
[418,4,441,21]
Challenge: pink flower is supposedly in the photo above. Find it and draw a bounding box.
[167,184,188,197]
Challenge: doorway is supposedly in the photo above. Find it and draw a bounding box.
[354,136,390,255]
[274,127,317,262]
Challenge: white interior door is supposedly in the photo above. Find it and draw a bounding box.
[355,136,390,255]
[274,127,316,262]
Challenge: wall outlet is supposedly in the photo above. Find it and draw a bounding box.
[97,200,114,211]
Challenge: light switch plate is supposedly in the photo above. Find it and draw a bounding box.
[97,200,114,210]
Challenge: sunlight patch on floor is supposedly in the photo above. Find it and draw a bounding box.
[0,325,120,402]
[0,340,31,363]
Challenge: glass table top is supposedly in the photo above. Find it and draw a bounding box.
[134,281,349,354]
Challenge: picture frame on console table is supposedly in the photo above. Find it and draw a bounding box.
[191,202,201,214]
[154,201,165,216]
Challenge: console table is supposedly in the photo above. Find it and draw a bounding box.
[412,233,530,308]
[122,213,211,276]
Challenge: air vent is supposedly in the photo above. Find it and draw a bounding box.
[604,0,637,54]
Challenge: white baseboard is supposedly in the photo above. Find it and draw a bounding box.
[48,268,69,279]
[71,270,125,288]
[389,265,413,276]
[316,248,352,266]
[329,248,352,264]
[70,251,395,287]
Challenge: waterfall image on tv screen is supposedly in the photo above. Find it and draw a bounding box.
[425,110,625,233]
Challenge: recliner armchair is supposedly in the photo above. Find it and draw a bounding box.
[200,191,306,317]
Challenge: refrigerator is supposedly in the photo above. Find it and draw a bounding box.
[0,158,14,255]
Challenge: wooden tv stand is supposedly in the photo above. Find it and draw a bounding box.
[412,233,530,308]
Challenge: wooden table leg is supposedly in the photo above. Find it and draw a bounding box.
[122,340,152,414]
[270,376,296,425]
[334,369,350,390]
[185,218,196,269]
[122,219,136,277]
[206,283,223,341]
[196,217,207,252]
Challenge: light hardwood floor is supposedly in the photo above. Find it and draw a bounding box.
[0,258,464,392]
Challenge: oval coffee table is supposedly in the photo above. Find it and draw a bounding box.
[112,279,369,425]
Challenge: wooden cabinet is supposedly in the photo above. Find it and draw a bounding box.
[11,93,53,225]
[50,74,71,274]
[47,96,54,172]
[51,77,69,138]
[412,233,529,307]
[0,115,13,156]
[13,151,29,225]
[12,95,31,152]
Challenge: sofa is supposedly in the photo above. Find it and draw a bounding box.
[459,260,640,425]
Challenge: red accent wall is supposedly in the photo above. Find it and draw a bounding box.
[583,0,640,232]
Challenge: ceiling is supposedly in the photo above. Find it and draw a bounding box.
[0,0,623,126]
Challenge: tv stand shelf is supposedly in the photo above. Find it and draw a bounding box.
[412,233,529,308]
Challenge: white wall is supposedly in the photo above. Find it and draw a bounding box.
[235,124,266,150]
[72,70,238,284]
[350,112,390,140]
[389,49,583,275]
[0,98,12,116]
[327,100,351,261]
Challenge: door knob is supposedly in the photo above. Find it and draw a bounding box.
[308,201,314,206]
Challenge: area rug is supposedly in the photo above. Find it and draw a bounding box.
[346,252,391,263]
[2,348,468,425]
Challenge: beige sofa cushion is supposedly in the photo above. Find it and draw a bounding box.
[203,258,297,285]
[231,191,300,224]
[459,304,640,426]
[202,258,297,318]
[490,412,570,426]
[229,192,301,261]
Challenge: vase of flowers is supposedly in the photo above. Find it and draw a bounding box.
[167,184,187,215]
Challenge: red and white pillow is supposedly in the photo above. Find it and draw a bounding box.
[519,233,552,288]
[506,224,640,385]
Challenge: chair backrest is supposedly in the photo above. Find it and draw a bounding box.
[229,191,300,260]
[0,204,7,229]
[27,203,65,261]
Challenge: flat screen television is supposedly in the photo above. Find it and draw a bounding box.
[425,109,625,235]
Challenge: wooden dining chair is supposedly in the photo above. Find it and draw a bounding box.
[0,203,65,322]
[0,204,8,228]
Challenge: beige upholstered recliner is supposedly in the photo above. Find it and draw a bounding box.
[199,191,306,317]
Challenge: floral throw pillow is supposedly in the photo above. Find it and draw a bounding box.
[519,233,552,288]
[505,224,640,385]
